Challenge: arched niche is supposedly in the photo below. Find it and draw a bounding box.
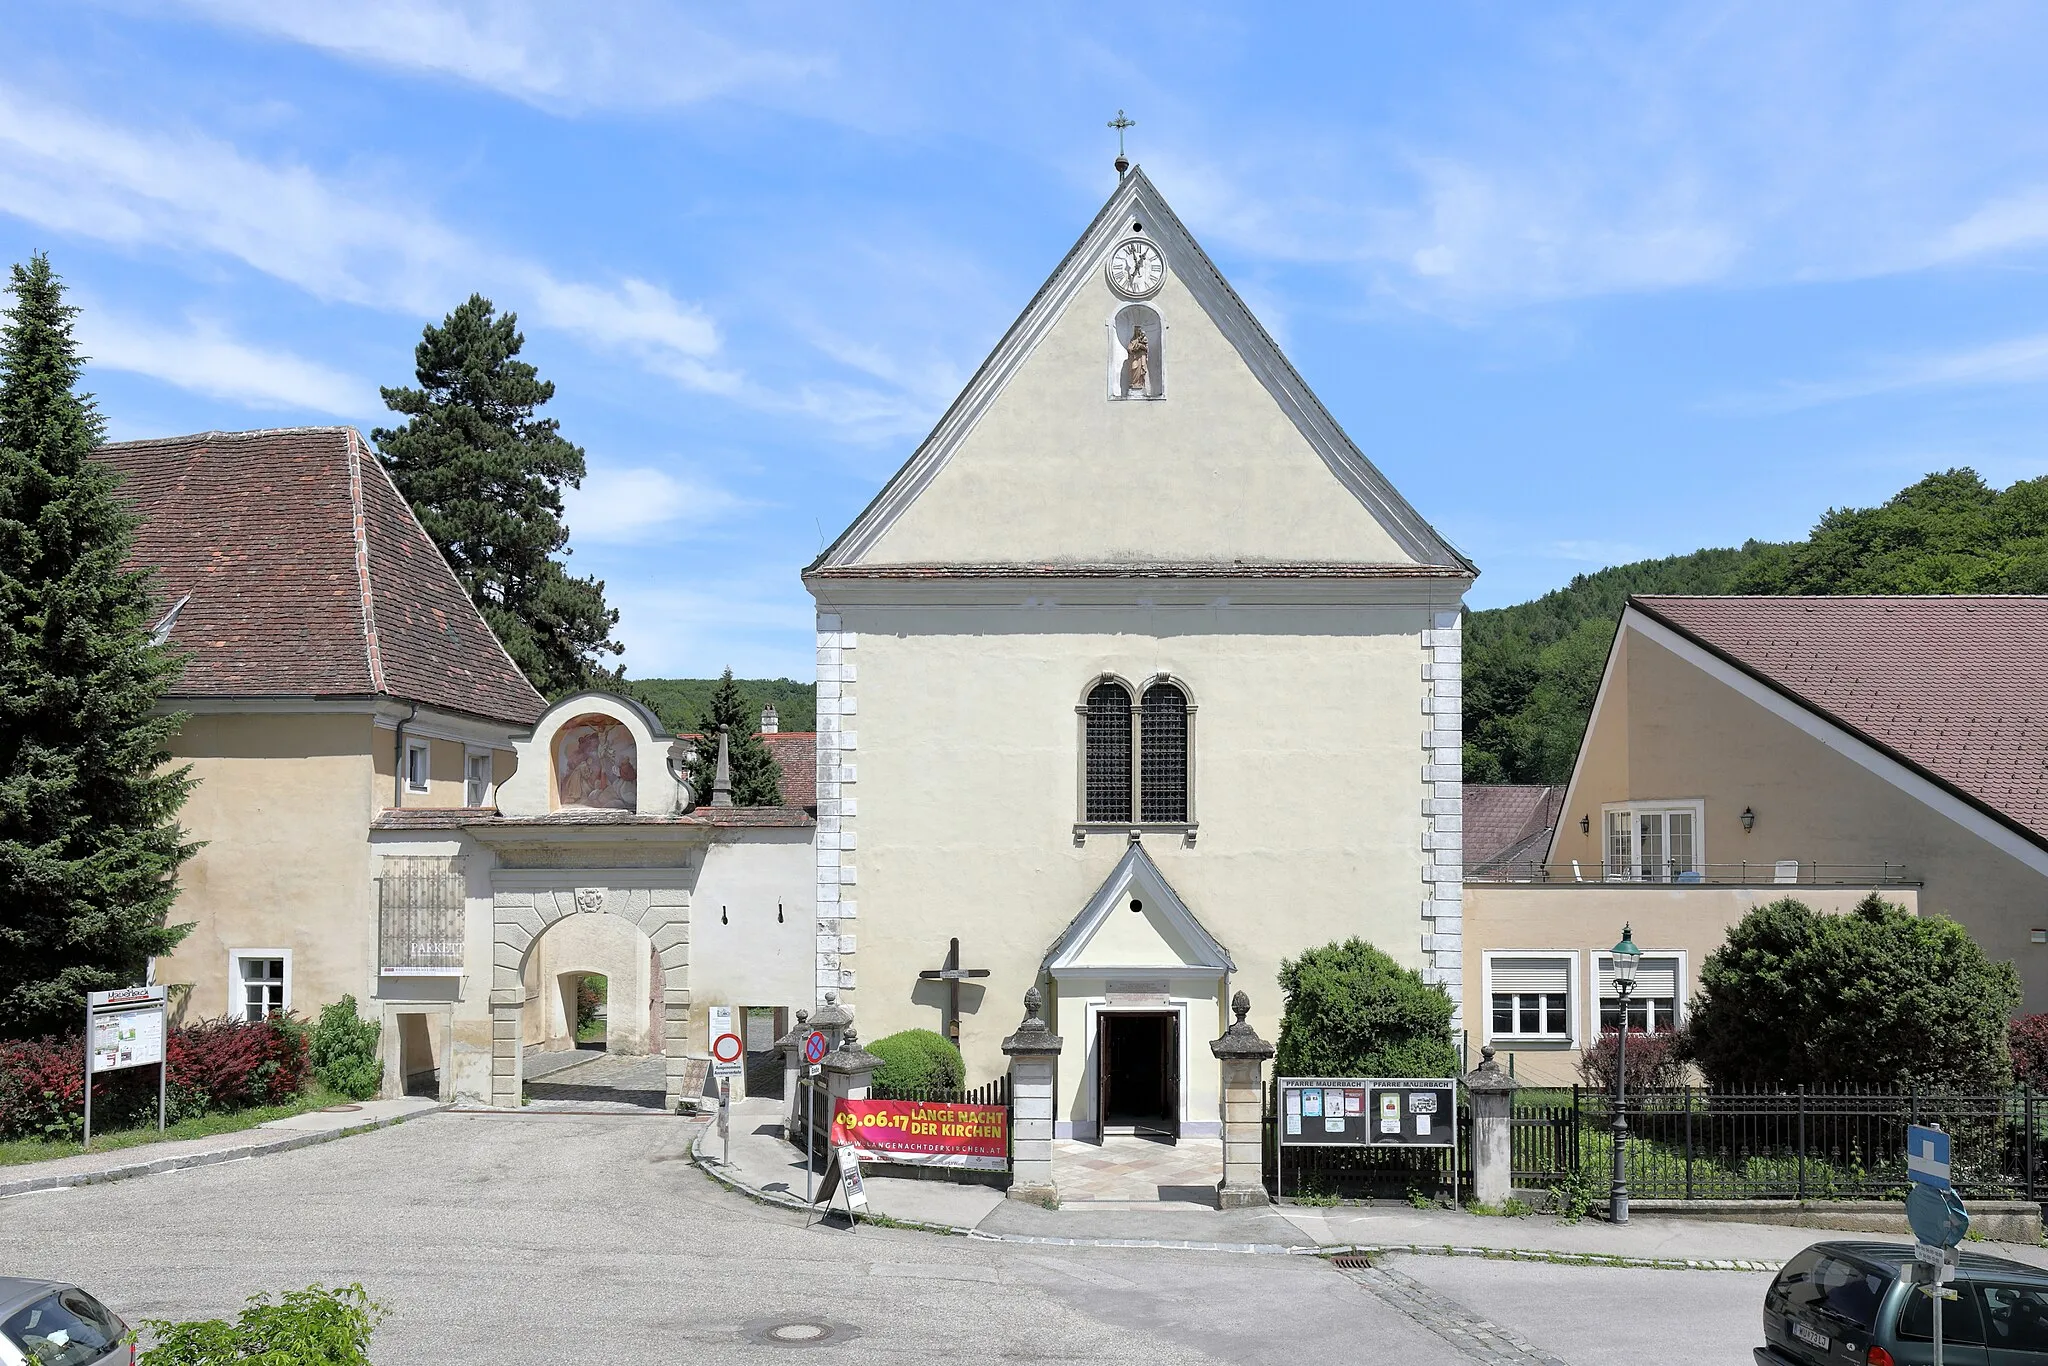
[554,713,638,811]
[1109,304,1165,400]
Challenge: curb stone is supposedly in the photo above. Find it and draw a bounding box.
[685,1130,1782,1270]
[0,1104,448,1201]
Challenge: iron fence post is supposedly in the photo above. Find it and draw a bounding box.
[1797,1084,1807,1201]
[1684,1084,1695,1201]
[2028,1084,2037,1203]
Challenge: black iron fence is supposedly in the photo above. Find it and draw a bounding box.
[869,1075,1011,1108]
[1515,1084,2048,1201]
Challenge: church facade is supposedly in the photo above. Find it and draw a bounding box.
[804,170,1474,1139]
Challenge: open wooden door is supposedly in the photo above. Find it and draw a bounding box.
[1166,1012,1181,1141]
[1095,1014,1112,1144]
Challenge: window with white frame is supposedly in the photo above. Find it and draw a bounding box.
[465,751,493,807]
[233,953,288,1021]
[1604,801,1703,882]
[1488,954,1573,1042]
[1597,952,1683,1035]
[405,740,430,793]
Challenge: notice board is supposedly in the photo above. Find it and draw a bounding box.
[1277,1076,1456,1149]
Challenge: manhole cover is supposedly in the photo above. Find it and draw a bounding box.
[320,1104,364,1113]
[744,1317,857,1348]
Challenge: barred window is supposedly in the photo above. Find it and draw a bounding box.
[1084,681,1133,822]
[379,855,467,974]
[1139,682,1188,822]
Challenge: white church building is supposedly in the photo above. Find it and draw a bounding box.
[804,168,1474,1140]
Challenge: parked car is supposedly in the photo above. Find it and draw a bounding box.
[1758,1239,2048,1365]
[0,1280,129,1366]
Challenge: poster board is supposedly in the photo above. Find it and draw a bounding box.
[829,1098,1008,1171]
[89,991,165,1074]
[1277,1076,1456,1149]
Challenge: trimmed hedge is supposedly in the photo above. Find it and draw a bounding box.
[0,1014,309,1141]
[1276,938,1460,1079]
[868,1029,965,1092]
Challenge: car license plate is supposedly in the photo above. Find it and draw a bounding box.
[1789,1320,1829,1351]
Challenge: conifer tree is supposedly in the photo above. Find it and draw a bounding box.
[686,669,783,806]
[0,255,195,1035]
[374,294,622,698]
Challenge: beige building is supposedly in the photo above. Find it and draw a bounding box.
[106,428,820,1107]
[1463,594,2046,1084]
[804,167,1474,1140]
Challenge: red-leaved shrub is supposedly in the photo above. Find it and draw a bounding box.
[0,1015,309,1141]
[2011,1014,2048,1086]
[1576,1028,1685,1094]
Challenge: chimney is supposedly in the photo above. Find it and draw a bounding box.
[760,703,779,734]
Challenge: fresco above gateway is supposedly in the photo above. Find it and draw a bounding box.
[555,713,637,810]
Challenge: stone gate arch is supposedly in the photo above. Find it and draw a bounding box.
[489,876,692,1110]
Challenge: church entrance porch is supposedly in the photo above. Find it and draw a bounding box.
[1097,1011,1178,1139]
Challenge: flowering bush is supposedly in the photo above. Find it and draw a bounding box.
[2011,1014,2048,1086]
[1576,1027,1685,1093]
[0,1014,310,1141]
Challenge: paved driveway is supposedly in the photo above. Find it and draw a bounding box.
[0,1111,1772,1364]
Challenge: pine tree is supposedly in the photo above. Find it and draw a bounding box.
[686,669,783,807]
[0,255,195,1036]
[373,294,622,698]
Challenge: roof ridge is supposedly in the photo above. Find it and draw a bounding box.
[100,425,359,450]
[343,429,387,693]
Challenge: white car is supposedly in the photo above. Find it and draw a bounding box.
[0,1279,129,1366]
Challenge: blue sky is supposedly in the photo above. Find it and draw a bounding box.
[4,3,2048,680]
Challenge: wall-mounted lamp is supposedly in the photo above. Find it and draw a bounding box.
[1740,807,1755,833]
[1579,815,1591,835]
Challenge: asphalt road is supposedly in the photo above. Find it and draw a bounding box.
[0,1112,1772,1364]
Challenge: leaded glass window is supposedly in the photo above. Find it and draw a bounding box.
[1139,682,1188,822]
[1084,681,1133,822]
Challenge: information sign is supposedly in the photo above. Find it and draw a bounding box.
[840,1151,868,1212]
[1276,1077,1456,1148]
[83,985,167,1148]
[709,1005,743,1079]
[1907,1124,1952,1189]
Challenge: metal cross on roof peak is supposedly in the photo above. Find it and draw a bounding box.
[1109,109,1135,174]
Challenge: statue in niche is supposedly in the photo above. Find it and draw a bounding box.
[1124,324,1150,395]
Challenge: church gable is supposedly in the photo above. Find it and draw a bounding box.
[813,169,1469,575]
[1044,843,1234,976]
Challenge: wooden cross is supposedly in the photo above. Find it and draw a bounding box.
[918,937,990,1043]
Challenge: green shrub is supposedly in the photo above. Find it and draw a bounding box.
[1275,938,1459,1079]
[1686,895,2019,1090]
[140,1284,384,1364]
[867,1029,965,1092]
[309,997,382,1101]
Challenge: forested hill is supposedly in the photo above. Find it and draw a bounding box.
[1464,468,2048,784]
[619,678,817,735]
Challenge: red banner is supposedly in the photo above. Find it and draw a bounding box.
[830,1098,1008,1170]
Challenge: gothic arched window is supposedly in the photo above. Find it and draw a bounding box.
[1083,680,1133,823]
[1139,682,1189,822]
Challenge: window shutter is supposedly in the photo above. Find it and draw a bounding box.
[1597,955,1678,999]
[1491,957,1569,994]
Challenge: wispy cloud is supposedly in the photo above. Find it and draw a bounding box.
[1726,331,2048,411]
[76,306,372,414]
[173,0,828,113]
[563,464,749,545]
[0,84,731,389]
[606,576,817,680]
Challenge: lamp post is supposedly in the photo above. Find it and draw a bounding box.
[1608,923,1642,1225]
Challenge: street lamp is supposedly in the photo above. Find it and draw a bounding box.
[1608,923,1642,1225]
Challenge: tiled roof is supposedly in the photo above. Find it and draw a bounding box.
[1634,595,2048,848]
[1464,785,1564,872]
[764,732,817,811]
[97,427,545,727]
[370,806,814,831]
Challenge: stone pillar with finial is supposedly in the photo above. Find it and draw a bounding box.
[818,1024,882,1162]
[1002,986,1064,1207]
[710,726,733,807]
[1464,1045,1520,1208]
[776,1007,811,1141]
[808,989,851,1052]
[1210,990,1276,1208]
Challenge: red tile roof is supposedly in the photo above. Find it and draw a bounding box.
[97,428,545,728]
[764,732,817,811]
[1465,784,1564,872]
[1634,595,2048,848]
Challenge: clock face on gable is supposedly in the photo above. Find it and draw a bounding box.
[1106,238,1166,298]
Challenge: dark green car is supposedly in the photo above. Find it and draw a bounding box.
[1758,1241,2048,1365]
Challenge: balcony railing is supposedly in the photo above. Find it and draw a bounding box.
[1466,859,1916,886]
[378,856,467,974]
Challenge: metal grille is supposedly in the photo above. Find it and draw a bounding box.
[377,856,466,972]
[1139,682,1187,822]
[1084,681,1133,822]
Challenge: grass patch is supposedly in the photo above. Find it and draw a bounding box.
[0,1085,351,1168]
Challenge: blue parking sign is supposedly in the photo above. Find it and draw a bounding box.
[1906,1124,1951,1189]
